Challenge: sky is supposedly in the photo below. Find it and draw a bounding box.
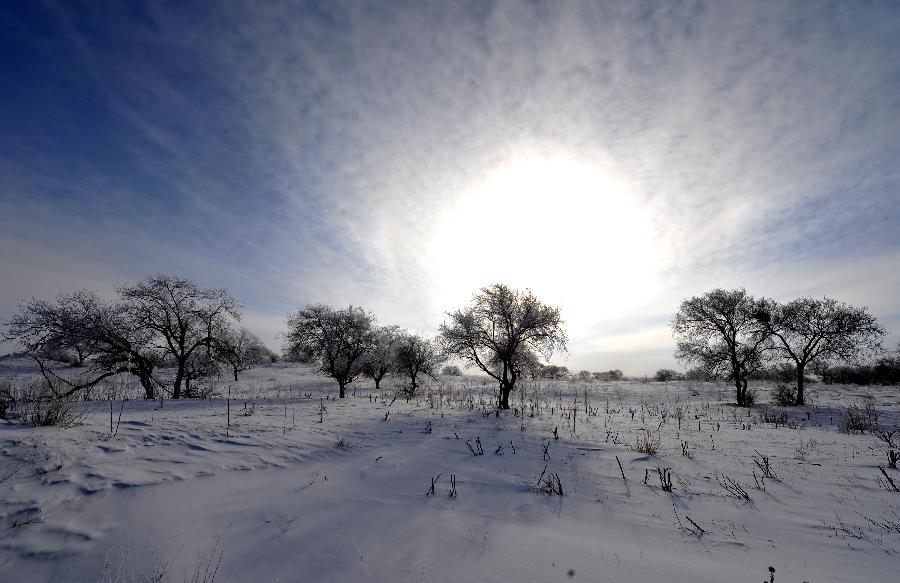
[2,0,900,375]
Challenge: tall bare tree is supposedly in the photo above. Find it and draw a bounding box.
[438,284,567,409]
[672,288,771,406]
[118,275,240,399]
[760,297,885,405]
[283,304,375,398]
[393,332,443,397]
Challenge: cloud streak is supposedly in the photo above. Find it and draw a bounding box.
[2,0,899,371]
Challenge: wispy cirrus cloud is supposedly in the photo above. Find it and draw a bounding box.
[2,1,899,370]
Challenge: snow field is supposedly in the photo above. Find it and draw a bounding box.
[1,363,899,582]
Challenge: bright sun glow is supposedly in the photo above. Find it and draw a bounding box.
[429,154,660,335]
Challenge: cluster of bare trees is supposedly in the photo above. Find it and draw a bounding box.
[283,283,568,409]
[672,289,885,406]
[3,275,272,400]
[282,305,443,399]
[4,279,568,408]
[14,278,882,411]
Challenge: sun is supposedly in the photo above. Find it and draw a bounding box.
[428,153,660,334]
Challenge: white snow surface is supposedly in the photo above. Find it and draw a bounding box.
[1,360,899,582]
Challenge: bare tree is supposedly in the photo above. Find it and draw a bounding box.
[3,291,163,399]
[283,304,375,398]
[216,326,271,381]
[85,301,164,399]
[760,297,885,405]
[672,288,771,406]
[438,284,567,409]
[394,332,443,397]
[360,325,401,391]
[118,275,240,399]
[181,350,221,397]
[4,291,101,367]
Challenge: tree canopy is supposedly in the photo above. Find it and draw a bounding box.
[439,283,566,409]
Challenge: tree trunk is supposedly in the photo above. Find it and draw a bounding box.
[795,364,805,406]
[499,383,512,409]
[374,376,382,392]
[138,373,155,400]
[233,368,239,382]
[734,377,745,406]
[173,366,184,399]
[338,381,346,398]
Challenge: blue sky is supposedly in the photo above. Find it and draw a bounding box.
[2,0,899,374]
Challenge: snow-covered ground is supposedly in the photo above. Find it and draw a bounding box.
[2,359,899,582]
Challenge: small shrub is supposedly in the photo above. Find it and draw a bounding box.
[839,406,872,434]
[872,423,898,448]
[753,450,778,480]
[717,473,751,501]
[744,386,758,405]
[533,465,564,496]
[770,383,796,406]
[758,410,789,426]
[634,429,660,456]
[19,397,85,428]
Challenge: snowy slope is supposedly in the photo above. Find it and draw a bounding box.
[1,364,899,582]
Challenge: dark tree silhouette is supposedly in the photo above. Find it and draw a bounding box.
[216,326,271,381]
[4,290,163,399]
[672,288,771,406]
[118,275,240,399]
[393,332,443,397]
[760,297,885,405]
[283,304,375,398]
[4,291,101,367]
[360,325,401,391]
[438,284,566,409]
[655,368,679,382]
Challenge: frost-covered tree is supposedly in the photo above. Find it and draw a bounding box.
[760,297,885,405]
[216,326,271,381]
[283,304,375,398]
[3,290,163,399]
[439,284,567,409]
[360,325,401,391]
[118,275,241,399]
[394,332,443,397]
[672,288,771,406]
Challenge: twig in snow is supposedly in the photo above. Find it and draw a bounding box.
[426,473,442,496]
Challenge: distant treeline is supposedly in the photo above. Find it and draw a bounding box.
[747,361,900,386]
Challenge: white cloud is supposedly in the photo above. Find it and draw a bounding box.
[3,1,899,371]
